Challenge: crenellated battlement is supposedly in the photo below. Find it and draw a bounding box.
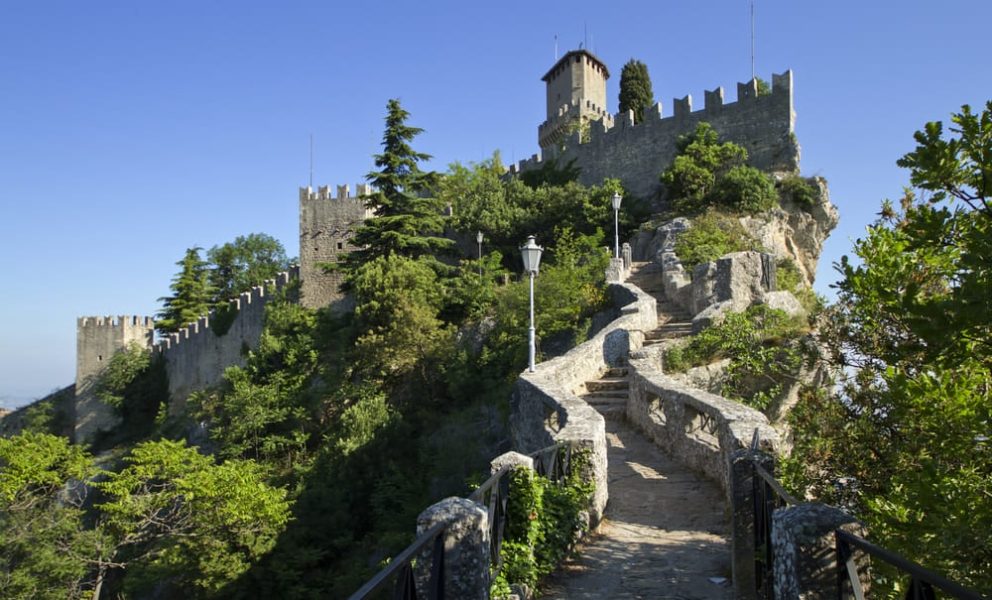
[299,183,374,203]
[78,315,156,330]
[155,267,298,353]
[517,71,798,199]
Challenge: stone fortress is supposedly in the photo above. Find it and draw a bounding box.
[71,48,802,444]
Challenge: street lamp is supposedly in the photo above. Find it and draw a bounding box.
[520,235,543,373]
[476,231,484,277]
[611,192,623,259]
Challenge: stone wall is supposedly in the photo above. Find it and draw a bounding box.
[298,184,372,311]
[513,71,798,200]
[74,315,155,443]
[158,268,298,413]
[510,281,657,526]
[626,354,780,501]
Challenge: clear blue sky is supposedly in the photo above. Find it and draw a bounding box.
[1,1,989,408]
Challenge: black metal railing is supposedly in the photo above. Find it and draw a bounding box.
[750,431,798,600]
[348,442,576,600]
[346,522,446,600]
[745,430,987,600]
[834,530,986,600]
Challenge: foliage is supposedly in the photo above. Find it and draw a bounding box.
[350,253,453,389]
[618,59,655,123]
[207,233,291,304]
[755,76,771,97]
[94,341,151,409]
[193,298,318,469]
[673,209,761,272]
[346,99,452,266]
[664,306,807,411]
[778,173,820,208]
[0,433,103,600]
[491,449,594,596]
[518,155,582,189]
[713,164,778,213]
[787,102,992,594]
[661,122,778,215]
[157,247,216,334]
[97,439,291,596]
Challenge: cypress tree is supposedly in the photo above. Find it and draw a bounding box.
[156,247,215,334]
[618,59,655,124]
[347,99,453,267]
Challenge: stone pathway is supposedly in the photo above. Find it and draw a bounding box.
[541,261,731,599]
[541,418,732,600]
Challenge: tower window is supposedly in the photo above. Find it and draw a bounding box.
[337,242,343,250]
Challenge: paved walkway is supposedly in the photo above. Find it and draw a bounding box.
[541,412,732,599]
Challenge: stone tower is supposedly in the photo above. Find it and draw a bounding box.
[538,49,611,152]
[298,184,372,310]
[74,315,155,443]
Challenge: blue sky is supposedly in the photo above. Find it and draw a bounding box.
[1,1,989,408]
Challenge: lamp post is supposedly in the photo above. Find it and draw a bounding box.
[476,231,484,277]
[520,236,543,373]
[611,192,623,259]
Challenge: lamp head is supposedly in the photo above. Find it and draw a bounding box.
[520,235,543,274]
[476,231,484,244]
[611,192,623,211]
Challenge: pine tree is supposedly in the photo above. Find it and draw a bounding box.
[346,99,453,267]
[156,247,215,334]
[618,59,655,124]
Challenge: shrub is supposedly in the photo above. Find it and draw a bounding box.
[673,210,761,272]
[713,165,778,213]
[663,306,808,411]
[778,174,820,208]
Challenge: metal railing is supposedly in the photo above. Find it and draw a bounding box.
[347,442,576,600]
[746,430,987,600]
[834,530,986,600]
[346,522,446,600]
[750,431,797,600]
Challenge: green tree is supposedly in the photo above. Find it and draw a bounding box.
[96,439,291,597]
[787,102,992,594]
[0,433,104,600]
[207,233,291,304]
[346,99,452,266]
[157,247,215,334]
[618,59,655,123]
[661,122,776,215]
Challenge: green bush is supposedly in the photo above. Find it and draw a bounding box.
[663,306,808,411]
[778,174,820,208]
[673,210,761,272]
[713,165,778,213]
[491,448,594,596]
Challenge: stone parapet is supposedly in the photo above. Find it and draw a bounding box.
[510,281,657,526]
[415,497,490,599]
[625,359,780,501]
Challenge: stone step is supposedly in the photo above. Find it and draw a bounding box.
[582,389,628,400]
[582,395,628,406]
[604,366,629,378]
[585,378,629,392]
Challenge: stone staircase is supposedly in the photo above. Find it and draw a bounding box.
[628,260,693,347]
[580,366,629,419]
[578,261,695,420]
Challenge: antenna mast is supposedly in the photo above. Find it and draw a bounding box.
[750,0,756,80]
[555,34,558,60]
[309,134,313,188]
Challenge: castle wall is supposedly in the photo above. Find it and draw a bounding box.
[74,315,155,443]
[157,267,298,412]
[517,71,799,201]
[298,184,372,310]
